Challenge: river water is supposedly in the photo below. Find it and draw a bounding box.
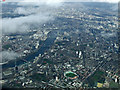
[2,30,57,69]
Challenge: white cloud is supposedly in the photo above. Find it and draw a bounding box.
[14,7,36,15]
[2,13,54,34]
[101,32,116,38]
[2,0,60,34]
[0,51,19,63]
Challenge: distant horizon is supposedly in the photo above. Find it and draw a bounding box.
[2,0,119,3]
[63,2,118,3]
[2,1,119,4]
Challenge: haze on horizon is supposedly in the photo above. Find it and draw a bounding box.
[3,0,119,3]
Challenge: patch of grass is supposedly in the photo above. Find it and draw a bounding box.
[87,69,107,87]
[109,80,119,88]
[3,44,12,49]
[66,73,76,78]
[30,73,48,82]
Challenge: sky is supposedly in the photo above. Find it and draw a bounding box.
[3,0,119,3]
[66,0,119,3]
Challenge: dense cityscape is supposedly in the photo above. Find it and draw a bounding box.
[1,2,120,89]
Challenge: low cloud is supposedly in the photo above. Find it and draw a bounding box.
[2,0,63,34]
[0,51,19,63]
[2,13,54,34]
[111,4,118,11]
[101,32,116,38]
[14,7,37,15]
